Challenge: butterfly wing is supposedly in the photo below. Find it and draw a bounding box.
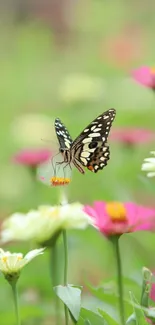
[71,109,116,173]
[55,118,73,150]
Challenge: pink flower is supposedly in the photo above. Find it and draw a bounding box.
[84,201,155,237]
[150,283,155,302]
[132,66,155,89]
[12,148,52,167]
[101,25,144,68]
[110,128,155,146]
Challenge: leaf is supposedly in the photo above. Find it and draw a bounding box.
[54,284,82,322]
[98,308,120,325]
[84,320,91,325]
[77,308,106,325]
[87,284,118,305]
[126,313,137,324]
[129,292,148,325]
[86,284,126,322]
[145,308,155,322]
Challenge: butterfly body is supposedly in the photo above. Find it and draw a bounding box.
[55,109,116,174]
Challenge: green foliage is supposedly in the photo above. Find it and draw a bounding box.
[77,308,106,325]
[98,309,120,325]
[127,292,148,325]
[54,284,82,322]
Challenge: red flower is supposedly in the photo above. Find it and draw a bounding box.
[12,148,52,167]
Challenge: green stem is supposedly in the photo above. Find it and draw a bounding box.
[11,280,20,325]
[50,244,60,325]
[63,230,69,325]
[111,235,125,325]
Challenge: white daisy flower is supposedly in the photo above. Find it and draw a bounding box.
[141,151,155,177]
[1,204,92,245]
[0,248,45,279]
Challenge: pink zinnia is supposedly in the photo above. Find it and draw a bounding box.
[110,128,155,146]
[101,25,144,68]
[84,201,155,237]
[12,148,52,167]
[132,66,155,90]
[150,282,155,302]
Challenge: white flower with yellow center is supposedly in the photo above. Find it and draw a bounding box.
[1,204,92,245]
[141,151,155,177]
[0,248,45,279]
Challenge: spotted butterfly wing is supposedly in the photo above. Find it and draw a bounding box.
[55,118,73,150]
[71,109,116,173]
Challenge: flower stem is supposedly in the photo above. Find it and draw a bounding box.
[11,280,21,325]
[63,230,69,325]
[50,243,60,325]
[111,235,125,325]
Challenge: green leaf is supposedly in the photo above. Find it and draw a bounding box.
[126,313,137,324]
[87,284,118,305]
[145,308,155,322]
[54,284,82,322]
[129,292,148,325]
[84,320,91,325]
[77,308,106,325]
[98,309,119,325]
[86,284,123,321]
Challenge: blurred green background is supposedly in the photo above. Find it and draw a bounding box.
[1,0,155,324]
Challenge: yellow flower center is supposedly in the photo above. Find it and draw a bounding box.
[50,177,71,186]
[151,67,155,74]
[2,257,8,262]
[105,202,127,222]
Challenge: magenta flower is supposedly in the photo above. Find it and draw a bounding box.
[150,282,155,302]
[84,201,155,237]
[132,66,155,89]
[110,128,155,146]
[12,148,52,167]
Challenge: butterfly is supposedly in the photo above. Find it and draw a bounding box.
[54,108,116,174]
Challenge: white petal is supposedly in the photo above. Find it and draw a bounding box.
[141,163,155,171]
[143,158,155,163]
[147,172,155,177]
[25,248,45,261]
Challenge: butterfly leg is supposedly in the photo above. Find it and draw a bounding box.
[51,152,62,176]
[55,160,67,176]
[62,162,72,179]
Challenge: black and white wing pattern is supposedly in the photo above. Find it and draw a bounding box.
[71,109,116,173]
[55,118,73,151]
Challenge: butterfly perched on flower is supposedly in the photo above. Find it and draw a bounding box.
[54,109,116,174]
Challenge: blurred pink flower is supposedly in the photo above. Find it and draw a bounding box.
[132,66,155,89]
[110,128,155,146]
[101,25,144,68]
[84,201,155,237]
[150,282,155,302]
[12,148,52,167]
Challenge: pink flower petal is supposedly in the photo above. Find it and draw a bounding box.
[84,201,155,237]
[132,66,152,88]
[110,128,155,145]
[12,148,52,166]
